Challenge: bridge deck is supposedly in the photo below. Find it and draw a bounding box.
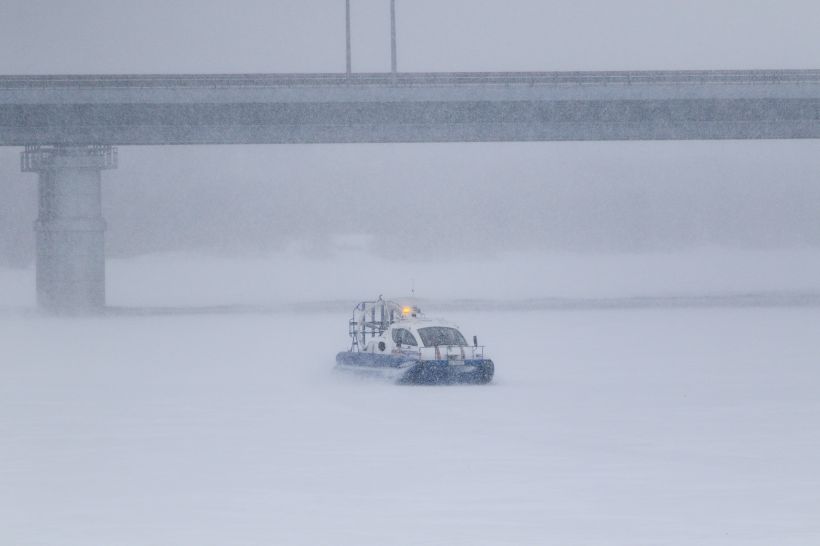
[2,70,819,144]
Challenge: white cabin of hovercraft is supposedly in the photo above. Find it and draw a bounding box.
[362,316,470,353]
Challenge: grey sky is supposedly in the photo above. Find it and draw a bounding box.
[1,0,819,74]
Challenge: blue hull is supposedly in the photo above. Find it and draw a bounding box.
[335,351,494,385]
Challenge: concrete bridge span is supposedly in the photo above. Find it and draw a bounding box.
[2,70,820,145]
[2,70,820,310]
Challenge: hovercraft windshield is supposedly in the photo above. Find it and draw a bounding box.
[417,327,468,347]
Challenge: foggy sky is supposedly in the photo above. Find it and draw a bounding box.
[1,1,820,266]
[3,0,820,73]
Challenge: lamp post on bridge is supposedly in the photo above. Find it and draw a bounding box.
[390,0,397,73]
[346,0,352,75]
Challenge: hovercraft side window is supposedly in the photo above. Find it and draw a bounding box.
[392,328,418,346]
[417,327,468,347]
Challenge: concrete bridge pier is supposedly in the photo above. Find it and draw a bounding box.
[21,145,117,312]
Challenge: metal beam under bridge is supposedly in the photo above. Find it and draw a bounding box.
[2,70,819,311]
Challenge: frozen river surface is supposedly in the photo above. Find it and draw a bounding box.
[2,307,819,545]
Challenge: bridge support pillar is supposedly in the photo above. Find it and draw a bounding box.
[21,145,117,312]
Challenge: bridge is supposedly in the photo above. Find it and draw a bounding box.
[2,69,820,311]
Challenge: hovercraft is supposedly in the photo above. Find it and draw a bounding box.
[335,297,494,385]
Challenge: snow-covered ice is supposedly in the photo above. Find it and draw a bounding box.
[2,304,819,545]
